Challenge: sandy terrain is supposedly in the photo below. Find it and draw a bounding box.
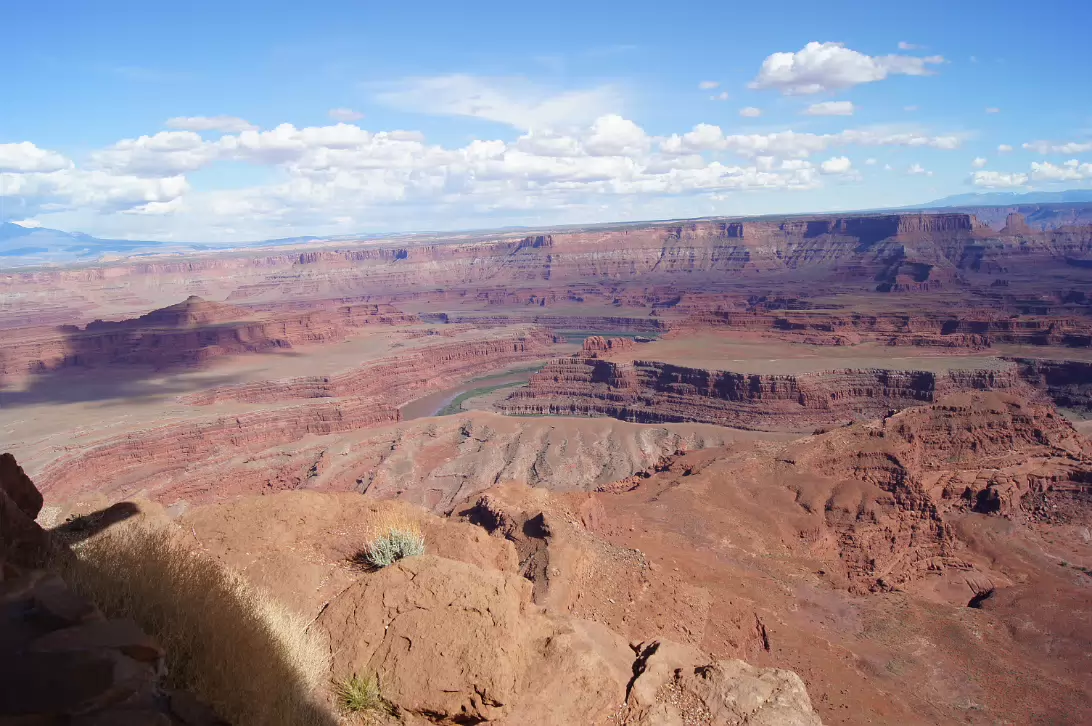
[605,334,1013,373]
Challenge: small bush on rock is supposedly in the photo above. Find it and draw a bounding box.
[356,515,425,569]
[364,527,425,568]
[335,673,388,715]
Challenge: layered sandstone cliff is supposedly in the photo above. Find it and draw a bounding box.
[501,352,1027,431]
[35,328,559,503]
[0,296,419,377]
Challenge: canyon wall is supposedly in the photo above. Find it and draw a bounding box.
[4,213,1091,320]
[1004,357,1092,412]
[0,297,419,377]
[34,327,559,502]
[673,310,1092,347]
[500,353,1028,430]
[179,326,556,405]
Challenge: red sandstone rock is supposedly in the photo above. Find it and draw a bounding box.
[501,354,1030,431]
[582,335,637,355]
[1,452,43,518]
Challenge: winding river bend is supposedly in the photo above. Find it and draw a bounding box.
[398,366,542,420]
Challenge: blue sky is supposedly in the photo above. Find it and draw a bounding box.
[2,0,1091,242]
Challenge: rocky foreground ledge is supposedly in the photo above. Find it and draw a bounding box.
[1,450,825,725]
[0,453,226,724]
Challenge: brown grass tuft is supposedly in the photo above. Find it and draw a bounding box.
[59,524,336,726]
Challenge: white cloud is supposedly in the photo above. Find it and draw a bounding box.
[0,142,72,173]
[698,81,719,90]
[972,157,988,168]
[659,125,962,158]
[89,131,221,177]
[972,170,1028,188]
[898,41,922,50]
[11,219,42,228]
[710,91,730,101]
[1,168,189,218]
[165,116,257,133]
[985,107,1000,114]
[1030,159,1092,182]
[804,100,855,116]
[903,105,919,112]
[820,156,853,174]
[739,107,762,118]
[1022,140,1092,154]
[581,115,650,156]
[865,157,877,165]
[122,197,185,216]
[0,107,977,241]
[373,74,622,130]
[328,108,365,122]
[749,41,944,95]
[998,144,1013,152]
[907,163,932,176]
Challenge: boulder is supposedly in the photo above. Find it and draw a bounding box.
[624,639,824,726]
[0,451,43,519]
[317,554,633,724]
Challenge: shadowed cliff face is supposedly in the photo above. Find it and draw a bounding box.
[501,354,1031,431]
[0,297,421,399]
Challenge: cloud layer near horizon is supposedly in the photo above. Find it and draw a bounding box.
[2,51,1088,241]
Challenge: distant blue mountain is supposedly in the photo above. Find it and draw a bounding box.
[920,189,1092,208]
[0,222,168,266]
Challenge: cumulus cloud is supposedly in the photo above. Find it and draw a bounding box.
[985,107,1000,114]
[710,91,730,101]
[820,156,853,174]
[907,163,932,176]
[804,100,855,116]
[0,168,189,218]
[582,115,651,156]
[166,116,257,133]
[897,41,922,50]
[0,142,72,173]
[1022,139,1092,154]
[373,74,622,130]
[903,105,919,112]
[972,157,988,168]
[749,42,944,95]
[739,107,762,118]
[698,81,719,90]
[659,125,962,158]
[972,170,1028,188]
[998,144,1013,152]
[2,109,976,239]
[89,131,221,177]
[328,108,365,122]
[1030,159,1092,182]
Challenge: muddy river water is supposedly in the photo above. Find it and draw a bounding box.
[398,367,541,420]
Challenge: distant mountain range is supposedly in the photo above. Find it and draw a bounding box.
[6,189,1092,268]
[918,189,1092,208]
[0,222,204,266]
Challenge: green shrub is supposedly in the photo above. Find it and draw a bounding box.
[363,527,425,568]
[335,673,387,715]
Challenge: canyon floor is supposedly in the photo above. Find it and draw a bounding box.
[3,209,1092,724]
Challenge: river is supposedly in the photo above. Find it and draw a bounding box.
[398,367,541,420]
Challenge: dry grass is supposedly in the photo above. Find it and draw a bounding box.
[58,525,336,726]
[335,673,389,716]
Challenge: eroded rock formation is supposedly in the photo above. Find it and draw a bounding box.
[0,457,225,724]
[502,354,1029,430]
